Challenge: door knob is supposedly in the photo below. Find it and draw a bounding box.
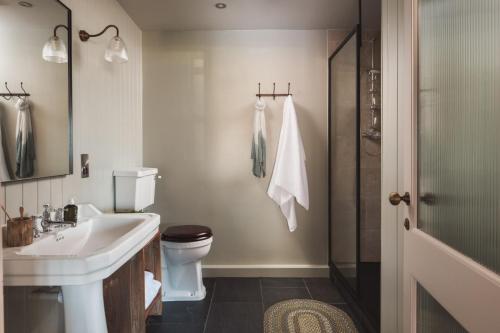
[389,192,410,206]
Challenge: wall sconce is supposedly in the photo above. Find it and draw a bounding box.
[42,24,69,63]
[79,25,128,64]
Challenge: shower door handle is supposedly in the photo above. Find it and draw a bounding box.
[388,192,410,206]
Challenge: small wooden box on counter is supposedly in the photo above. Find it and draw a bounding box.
[7,217,33,247]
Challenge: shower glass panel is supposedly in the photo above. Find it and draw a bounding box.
[329,30,359,291]
[418,0,500,273]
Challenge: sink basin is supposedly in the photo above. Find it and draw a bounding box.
[4,204,160,286]
[17,215,144,256]
[3,204,160,333]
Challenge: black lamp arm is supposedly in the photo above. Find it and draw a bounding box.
[79,25,119,42]
[53,24,69,37]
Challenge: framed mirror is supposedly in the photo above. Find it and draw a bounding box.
[0,0,72,183]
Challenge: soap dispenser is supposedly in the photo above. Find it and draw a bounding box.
[64,198,78,222]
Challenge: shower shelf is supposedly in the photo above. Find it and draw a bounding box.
[362,129,381,141]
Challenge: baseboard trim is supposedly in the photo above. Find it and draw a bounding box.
[202,265,329,278]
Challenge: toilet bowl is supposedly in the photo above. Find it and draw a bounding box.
[161,225,213,301]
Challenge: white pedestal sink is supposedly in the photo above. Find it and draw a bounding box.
[3,204,160,333]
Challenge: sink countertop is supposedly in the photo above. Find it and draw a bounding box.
[3,204,160,286]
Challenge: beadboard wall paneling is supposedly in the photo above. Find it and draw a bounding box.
[0,0,143,223]
[3,1,141,331]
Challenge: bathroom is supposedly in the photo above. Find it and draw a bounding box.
[2,0,500,332]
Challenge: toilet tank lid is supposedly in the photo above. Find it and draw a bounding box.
[113,167,158,177]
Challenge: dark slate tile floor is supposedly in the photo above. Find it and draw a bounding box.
[146,277,364,333]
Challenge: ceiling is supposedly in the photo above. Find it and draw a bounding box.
[117,0,367,31]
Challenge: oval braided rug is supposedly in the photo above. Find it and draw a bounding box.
[264,299,359,333]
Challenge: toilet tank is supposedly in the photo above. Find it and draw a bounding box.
[113,167,158,212]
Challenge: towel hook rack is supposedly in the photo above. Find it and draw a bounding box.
[0,82,31,101]
[256,82,292,100]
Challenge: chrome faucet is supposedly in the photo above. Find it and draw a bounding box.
[39,204,76,233]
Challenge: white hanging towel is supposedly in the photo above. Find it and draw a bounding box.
[267,95,309,232]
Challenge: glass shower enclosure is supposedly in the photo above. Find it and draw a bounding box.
[328,27,360,292]
[328,23,382,332]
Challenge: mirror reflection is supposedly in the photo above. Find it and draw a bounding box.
[0,0,71,183]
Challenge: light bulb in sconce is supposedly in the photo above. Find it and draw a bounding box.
[79,25,128,64]
[105,36,128,63]
[42,24,68,63]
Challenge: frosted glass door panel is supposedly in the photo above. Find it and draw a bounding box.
[417,0,500,273]
[417,284,467,333]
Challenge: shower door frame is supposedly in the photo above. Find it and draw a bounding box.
[328,24,362,304]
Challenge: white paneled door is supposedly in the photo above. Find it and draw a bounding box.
[394,0,500,332]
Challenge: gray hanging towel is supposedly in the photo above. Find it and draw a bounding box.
[0,114,11,182]
[15,98,35,178]
[251,98,267,178]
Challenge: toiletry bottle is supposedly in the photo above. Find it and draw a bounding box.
[64,198,78,223]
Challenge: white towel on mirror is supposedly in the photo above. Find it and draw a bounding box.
[267,96,309,232]
[15,98,35,178]
[0,113,11,182]
[251,98,267,178]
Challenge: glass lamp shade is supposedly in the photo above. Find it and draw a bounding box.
[104,36,128,63]
[42,36,68,63]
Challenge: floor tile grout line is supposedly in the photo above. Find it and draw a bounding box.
[202,280,216,333]
[303,278,313,299]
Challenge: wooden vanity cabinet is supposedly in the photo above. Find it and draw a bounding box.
[103,232,162,333]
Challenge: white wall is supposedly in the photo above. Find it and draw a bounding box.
[143,30,329,276]
[3,0,142,332]
[0,0,142,223]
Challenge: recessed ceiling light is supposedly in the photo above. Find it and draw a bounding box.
[215,3,227,9]
[17,1,33,7]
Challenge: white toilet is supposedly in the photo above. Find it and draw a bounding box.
[113,167,213,302]
[161,225,213,301]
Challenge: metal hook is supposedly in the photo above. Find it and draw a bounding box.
[20,82,27,95]
[258,82,261,100]
[273,82,276,100]
[288,82,291,95]
[20,82,28,101]
[3,82,12,101]
[4,82,12,95]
